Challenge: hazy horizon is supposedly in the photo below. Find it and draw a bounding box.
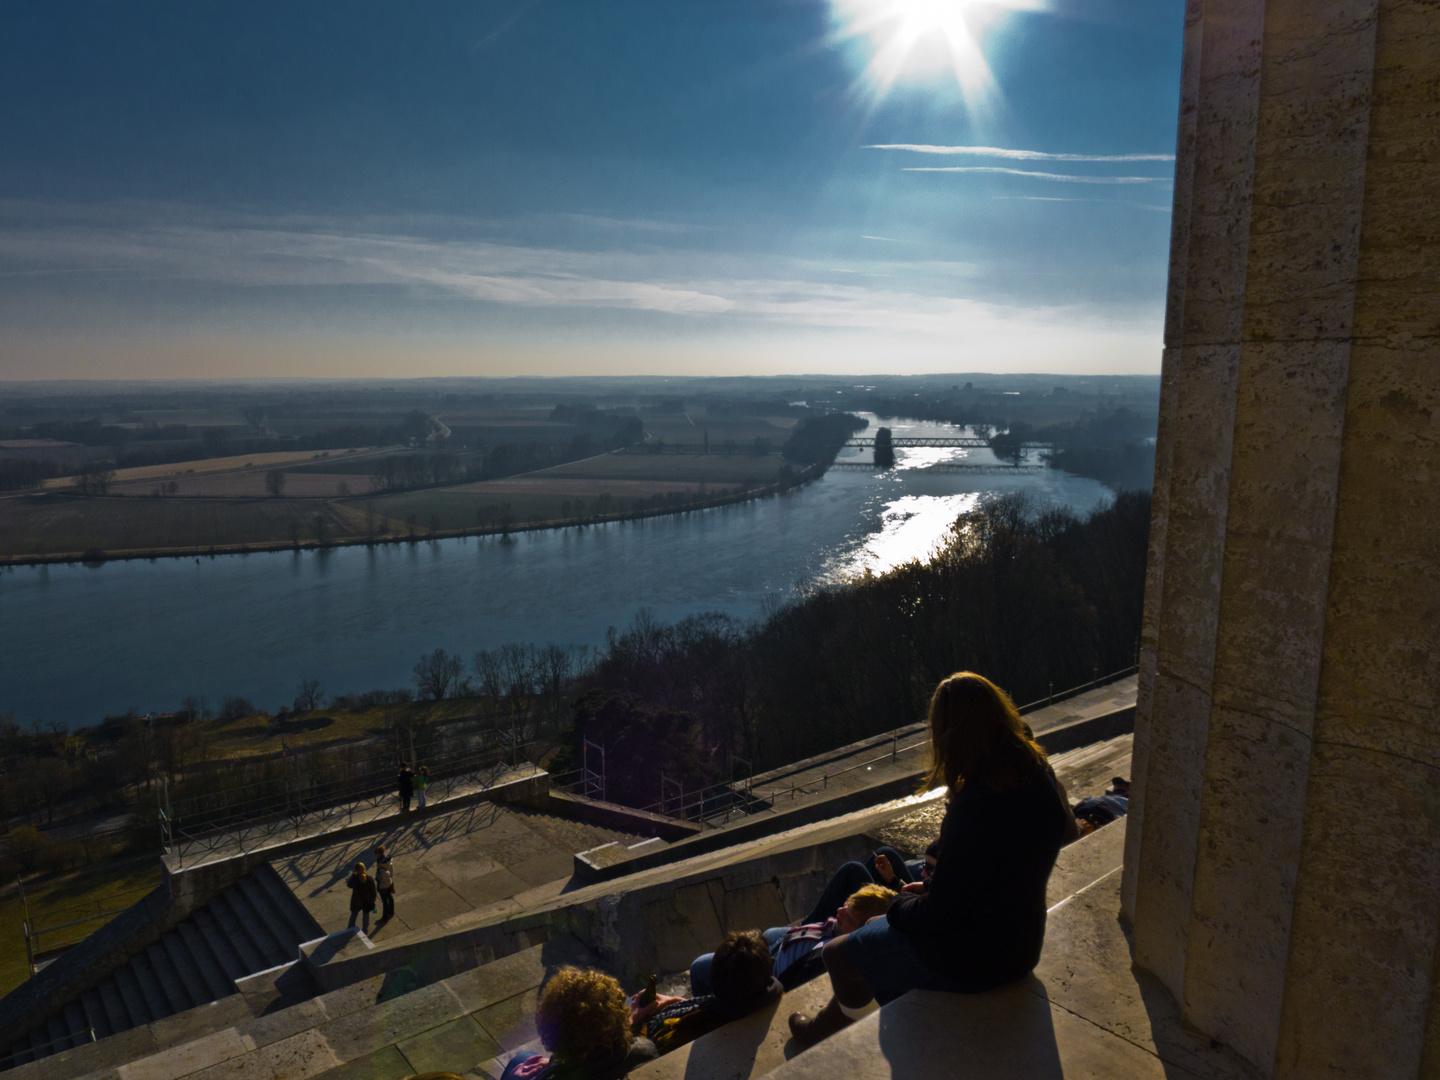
[1,1,1183,380]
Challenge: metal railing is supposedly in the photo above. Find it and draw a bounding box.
[1,1026,94,1067]
[19,883,156,976]
[163,737,547,867]
[614,666,1141,826]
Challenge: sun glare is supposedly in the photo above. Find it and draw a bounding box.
[830,0,1046,107]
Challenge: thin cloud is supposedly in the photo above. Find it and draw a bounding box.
[0,203,1151,346]
[905,167,1168,184]
[861,235,902,242]
[868,144,1174,162]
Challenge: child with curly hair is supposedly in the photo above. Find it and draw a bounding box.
[502,967,657,1080]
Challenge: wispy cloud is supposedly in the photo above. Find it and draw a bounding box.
[0,202,1158,360]
[905,167,1168,184]
[868,144,1174,162]
[861,235,902,242]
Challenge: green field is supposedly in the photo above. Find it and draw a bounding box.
[0,862,164,996]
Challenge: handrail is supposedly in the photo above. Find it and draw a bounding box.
[164,743,545,867]
[1,1026,94,1064]
[615,666,1140,825]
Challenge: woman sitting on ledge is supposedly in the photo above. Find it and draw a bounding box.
[789,671,1072,1047]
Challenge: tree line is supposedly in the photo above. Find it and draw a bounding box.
[557,490,1150,808]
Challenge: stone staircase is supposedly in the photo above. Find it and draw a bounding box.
[2,865,322,1070]
[0,716,1171,1080]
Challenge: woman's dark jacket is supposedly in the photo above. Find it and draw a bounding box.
[885,765,1068,988]
[347,873,378,913]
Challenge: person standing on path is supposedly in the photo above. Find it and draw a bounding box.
[374,845,395,922]
[415,766,429,811]
[346,862,378,934]
[397,761,414,812]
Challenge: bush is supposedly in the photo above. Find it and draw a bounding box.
[330,688,412,709]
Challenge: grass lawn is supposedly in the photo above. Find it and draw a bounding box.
[0,860,164,997]
[200,698,500,761]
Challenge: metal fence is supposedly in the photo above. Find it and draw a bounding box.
[17,878,155,976]
[620,665,1141,826]
[160,718,558,867]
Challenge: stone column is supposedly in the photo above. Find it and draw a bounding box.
[1121,1,1440,1077]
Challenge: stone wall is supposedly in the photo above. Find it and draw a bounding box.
[1122,2,1439,1077]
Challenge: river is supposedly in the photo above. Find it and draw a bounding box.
[0,416,1113,727]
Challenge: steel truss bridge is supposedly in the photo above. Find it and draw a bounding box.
[830,461,1044,474]
[844,437,1053,449]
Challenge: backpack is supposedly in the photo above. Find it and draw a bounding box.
[375,860,394,891]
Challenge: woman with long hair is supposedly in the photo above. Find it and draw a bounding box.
[789,672,1073,1046]
[346,862,378,934]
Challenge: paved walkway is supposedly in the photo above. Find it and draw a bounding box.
[270,799,644,942]
[164,762,544,872]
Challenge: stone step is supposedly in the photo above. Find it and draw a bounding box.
[744,843,1251,1080]
[190,907,249,981]
[93,979,128,1038]
[252,864,323,947]
[117,957,162,1026]
[143,941,193,1015]
[77,990,111,1042]
[159,931,211,1011]
[206,889,271,975]
[231,876,292,965]
[40,935,608,1080]
[60,1001,90,1050]
[0,866,327,1072]
[623,975,837,1080]
[175,920,234,1002]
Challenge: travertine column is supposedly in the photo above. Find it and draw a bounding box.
[1121,1,1440,1077]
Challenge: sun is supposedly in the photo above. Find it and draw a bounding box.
[829,0,1045,107]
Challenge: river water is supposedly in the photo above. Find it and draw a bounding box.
[0,416,1113,727]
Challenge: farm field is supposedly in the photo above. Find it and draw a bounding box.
[0,447,798,560]
[0,494,359,557]
[533,450,790,484]
[110,470,370,499]
[40,447,389,490]
[641,413,796,447]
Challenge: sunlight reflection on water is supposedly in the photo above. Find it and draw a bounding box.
[835,492,982,578]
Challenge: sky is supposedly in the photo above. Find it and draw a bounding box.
[0,0,1184,380]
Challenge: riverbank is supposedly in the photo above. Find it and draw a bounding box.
[0,459,823,568]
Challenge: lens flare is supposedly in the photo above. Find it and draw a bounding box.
[830,0,1045,108]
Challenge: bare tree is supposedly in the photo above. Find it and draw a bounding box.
[75,461,116,495]
[294,679,322,712]
[472,649,504,723]
[265,469,286,497]
[412,648,463,700]
[497,643,538,739]
[539,643,578,730]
